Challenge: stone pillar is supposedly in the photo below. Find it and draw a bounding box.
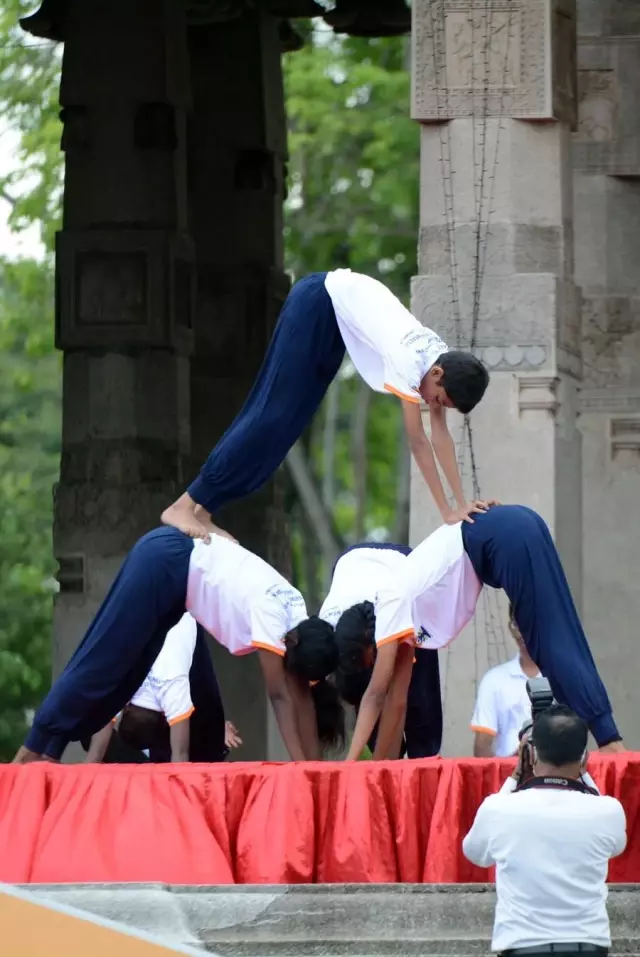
[186,7,290,759]
[574,0,640,748]
[54,0,193,757]
[411,0,581,754]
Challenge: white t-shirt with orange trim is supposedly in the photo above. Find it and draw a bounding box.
[376,524,483,649]
[324,269,449,404]
[186,535,307,657]
[470,656,541,757]
[319,547,416,648]
[130,612,197,725]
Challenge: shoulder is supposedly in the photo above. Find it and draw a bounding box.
[478,660,513,689]
[592,794,626,820]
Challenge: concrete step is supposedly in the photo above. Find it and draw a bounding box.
[23,884,640,957]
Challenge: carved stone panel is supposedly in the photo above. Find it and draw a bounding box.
[56,229,194,354]
[412,0,577,123]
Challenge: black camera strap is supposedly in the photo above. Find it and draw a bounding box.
[515,775,598,796]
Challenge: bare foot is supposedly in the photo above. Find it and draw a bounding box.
[12,746,45,764]
[194,506,238,544]
[599,741,625,755]
[161,494,210,542]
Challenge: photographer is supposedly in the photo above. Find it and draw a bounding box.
[463,696,626,956]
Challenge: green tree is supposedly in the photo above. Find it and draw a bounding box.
[0,0,62,251]
[283,26,418,601]
[0,257,59,759]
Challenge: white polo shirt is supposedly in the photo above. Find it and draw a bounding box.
[375,523,482,648]
[470,656,541,757]
[324,269,449,404]
[463,778,627,951]
[186,535,307,657]
[130,612,197,725]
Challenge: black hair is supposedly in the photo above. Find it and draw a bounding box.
[286,615,338,682]
[119,704,169,753]
[311,679,345,750]
[531,704,588,767]
[285,615,344,750]
[335,666,372,708]
[334,601,376,675]
[437,351,489,415]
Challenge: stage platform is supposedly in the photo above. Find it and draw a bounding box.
[1,755,639,885]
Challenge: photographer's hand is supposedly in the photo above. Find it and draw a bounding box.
[512,732,533,785]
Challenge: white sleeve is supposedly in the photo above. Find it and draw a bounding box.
[251,599,288,656]
[471,672,499,737]
[383,327,449,404]
[373,586,415,647]
[462,798,497,868]
[155,676,194,725]
[605,799,627,858]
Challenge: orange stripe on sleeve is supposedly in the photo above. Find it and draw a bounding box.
[377,628,415,648]
[471,725,497,737]
[168,706,195,727]
[252,641,286,657]
[383,382,420,404]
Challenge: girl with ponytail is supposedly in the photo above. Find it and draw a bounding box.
[319,543,441,762]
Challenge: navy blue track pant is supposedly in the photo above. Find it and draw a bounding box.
[187,272,345,514]
[461,505,619,747]
[27,527,196,761]
[339,542,443,757]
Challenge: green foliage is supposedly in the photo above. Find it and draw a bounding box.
[0,258,59,759]
[0,0,63,251]
[284,26,418,592]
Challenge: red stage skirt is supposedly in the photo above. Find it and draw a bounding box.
[1,755,638,884]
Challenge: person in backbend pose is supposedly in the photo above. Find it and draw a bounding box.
[332,505,624,761]
[320,543,442,760]
[14,520,344,765]
[161,269,492,541]
[85,613,229,764]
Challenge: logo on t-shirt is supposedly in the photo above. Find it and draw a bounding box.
[266,584,305,611]
[415,625,432,645]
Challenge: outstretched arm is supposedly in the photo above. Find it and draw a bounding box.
[346,641,402,761]
[372,642,415,759]
[169,718,190,762]
[428,403,466,509]
[402,400,452,521]
[259,650,307,761]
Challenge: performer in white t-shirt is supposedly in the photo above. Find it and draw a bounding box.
[333,505,623,761]
[161,269,492,541]
[15,524,343,765]
[321,543,442,760]
[86,613,207,763]
[471,609,540,757]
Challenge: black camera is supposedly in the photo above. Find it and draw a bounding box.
[519,676,555,741]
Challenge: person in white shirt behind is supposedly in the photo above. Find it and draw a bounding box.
[85,613,235,764]
[471,606,540,757]
[463,705,627,957]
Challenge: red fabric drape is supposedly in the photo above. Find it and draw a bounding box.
[0,755,637,884]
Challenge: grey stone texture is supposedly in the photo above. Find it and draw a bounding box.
[21,884,640,956]
[411,0,640,755]
[410,0,583,756]
[52,1,291,761]
[574,0,640,753]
